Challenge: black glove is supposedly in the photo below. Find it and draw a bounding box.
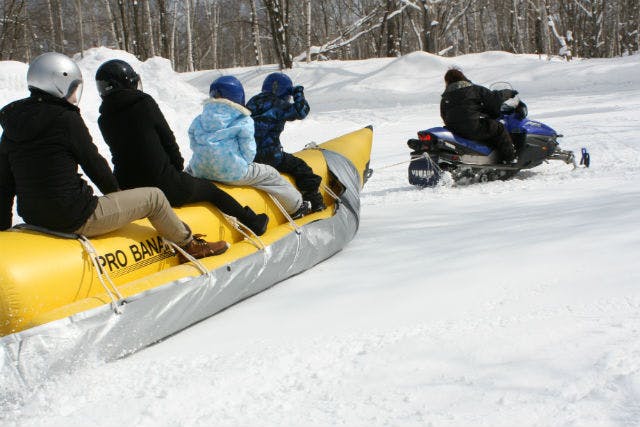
[499,89,518,99]
[292,85,304,96]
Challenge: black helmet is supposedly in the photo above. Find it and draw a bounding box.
[95,59,141,97]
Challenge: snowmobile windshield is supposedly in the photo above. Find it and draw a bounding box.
[489,81,513,91]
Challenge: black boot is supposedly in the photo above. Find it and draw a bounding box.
[304,192,326,213]
[241,206,269,236]
[500,143,517,164]
[291,201,311,219]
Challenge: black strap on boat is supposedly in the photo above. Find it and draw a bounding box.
[12,223,79,239]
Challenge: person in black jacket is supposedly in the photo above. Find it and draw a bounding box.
[0,53,228,261]
[440,68,517,162]
[95,60,268,236]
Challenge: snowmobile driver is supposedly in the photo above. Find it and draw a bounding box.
[0,53,228,261]
[440,68,518,163]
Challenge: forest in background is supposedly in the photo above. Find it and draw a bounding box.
[1,0,638,71]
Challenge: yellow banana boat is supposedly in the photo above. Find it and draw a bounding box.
[0,126,372,386]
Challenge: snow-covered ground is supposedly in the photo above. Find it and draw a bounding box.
[1,48,640,426]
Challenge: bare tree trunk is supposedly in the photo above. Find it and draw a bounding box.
[23,2,31,62]
[385,0,401,57]
[144,0,156,56]
[206,1,220,68]
[512,0,524,53]
[46,0,57,51]
[461,13,470,54]
[264,0,293,69]
[612,2,620,57]
[542,0,551,58]
[479,6,488,51]
[185,0,194,71]
[306,0,311,62]
[157,0,170,58]
[5,0,25,60]
[170,1,178,68]
[377,3,389,56]
[637,1,640,54]
[117,0,130,51]
[75,0,84,57]
[250,0,263,65]
[104,0,120,49]
[409,14,424,51]
[133,0,143,57]
[56,0,65,54]
[535,8,544,57]
[548,11,571,59]
[420,0,437,53]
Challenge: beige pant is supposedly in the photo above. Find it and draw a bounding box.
[75,187,192,246]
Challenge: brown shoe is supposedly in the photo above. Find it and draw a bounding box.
[178,234,229,263]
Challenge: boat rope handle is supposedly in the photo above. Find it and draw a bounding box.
[320,183,340,202]
[375,157,417,171]
[222,214,265,250]
[373,154,433,172]
[268,194,302,235]
[77,235,124,314]
[303,141,319,150]
[164,240,210,276]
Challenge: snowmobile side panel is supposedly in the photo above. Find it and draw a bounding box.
[420,127,493,156]
[503,114,558,137]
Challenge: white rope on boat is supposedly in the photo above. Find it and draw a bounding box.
[77,235,124,314]
[303,141,319,150]
[373,155,426,171]
[268,194,302,235]
[222,214,266,250]
[163,240,210,276]
[320,183,340,203]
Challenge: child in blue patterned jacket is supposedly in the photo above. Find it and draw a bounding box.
[187,76,309,219]
[247,73,325,213]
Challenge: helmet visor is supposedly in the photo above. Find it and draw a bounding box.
[66,80,83,105]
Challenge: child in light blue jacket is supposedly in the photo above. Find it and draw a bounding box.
[188,76,309,218]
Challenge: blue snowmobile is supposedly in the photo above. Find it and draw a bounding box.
[407,84,590,187]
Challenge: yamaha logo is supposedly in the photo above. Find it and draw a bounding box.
[411,169,435,178]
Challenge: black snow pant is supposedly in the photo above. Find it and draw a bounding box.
[174,174,264,230]
[475,119,516,162]
[266,152,323,205]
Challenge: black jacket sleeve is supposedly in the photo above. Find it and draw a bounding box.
[148,97,184,171]
[65,111,119,195]
[0,136,15,230]
[475,85,503,119]
[282,87,310,121]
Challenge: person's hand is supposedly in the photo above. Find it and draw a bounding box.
[292,85,304,96]
[499,89,518,100]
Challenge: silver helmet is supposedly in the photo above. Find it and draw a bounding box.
[27,52,83,104]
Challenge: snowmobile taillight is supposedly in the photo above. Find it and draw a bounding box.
[452,155,460,161]
[418,133,433,142]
